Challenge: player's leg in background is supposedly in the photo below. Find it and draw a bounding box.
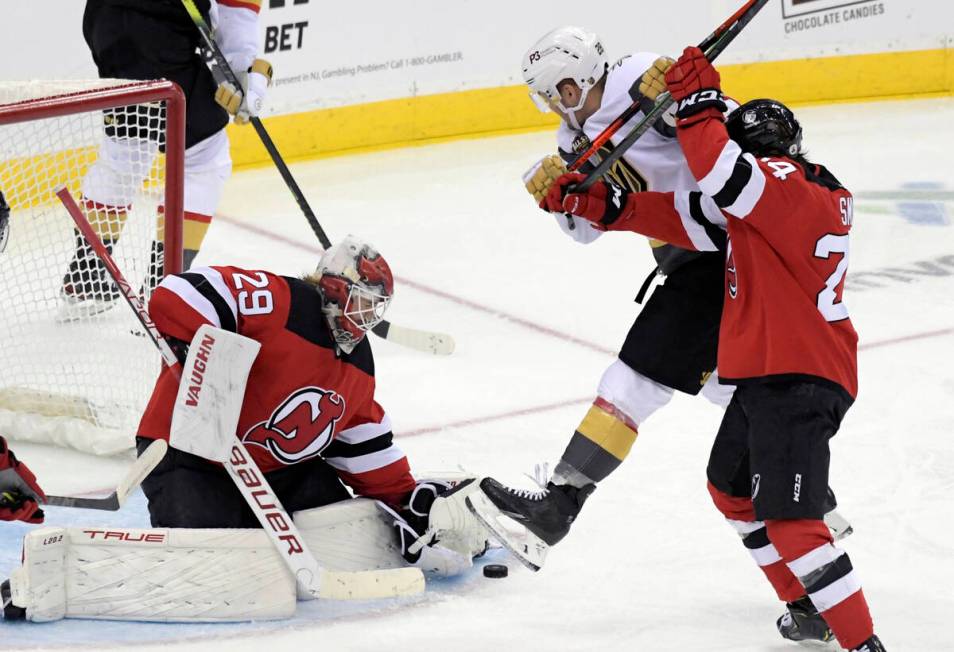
[479,253,724,546]
[80,4,231,295]
[177,129,232,272]
[743,382,883,651]
[169,44,232,273]
[59,6,171,318]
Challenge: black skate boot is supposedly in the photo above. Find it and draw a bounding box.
[777,595,834,643]
[1,579,25,621]
[478,478,594,546]
[58,232,121,321]
[852,635,886,652]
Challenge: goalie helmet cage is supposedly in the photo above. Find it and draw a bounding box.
[0,79,184,455]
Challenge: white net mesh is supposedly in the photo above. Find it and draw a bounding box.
[0,80,182,455]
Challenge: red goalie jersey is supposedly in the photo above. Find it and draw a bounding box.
[604,111,859,398]
[137,266,415,505]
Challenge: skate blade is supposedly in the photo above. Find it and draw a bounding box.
[465,490,547,572]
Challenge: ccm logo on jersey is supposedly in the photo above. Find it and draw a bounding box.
[243,387,346,464]
[184,332,216,407]
[82,530,166,543]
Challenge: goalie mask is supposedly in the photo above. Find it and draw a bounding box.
[523,27,607,122]
[315,235,393,354]
[726,99,803,159]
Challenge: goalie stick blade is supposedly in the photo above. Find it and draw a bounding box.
[44,439,168,511]
[371,321,455,356]
[465,491,547,572]
[318,567,425,601]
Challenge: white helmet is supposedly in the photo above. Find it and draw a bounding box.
[523,26,608,116]
[314,235,393,354]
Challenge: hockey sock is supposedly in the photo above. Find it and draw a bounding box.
[183,210,213,271]
[555,397,638,485]
[766,518,875,650]
[707,483,804,601]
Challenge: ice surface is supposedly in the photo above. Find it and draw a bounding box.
[3,97,953,651]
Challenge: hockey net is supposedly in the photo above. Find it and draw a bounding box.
[0,79,184,455]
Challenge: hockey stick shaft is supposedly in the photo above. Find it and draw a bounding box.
[574,0,769,191]
[179,0,454,355]
[59,188,423,599]
[56,188,180,367]
[568,0,762,173]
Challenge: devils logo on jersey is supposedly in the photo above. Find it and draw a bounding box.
[726,240,738,299]
[243,387,346,465]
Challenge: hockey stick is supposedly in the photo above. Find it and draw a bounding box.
[574,0,770,192]
[56,187,425,601]
[42,439,168,511]
[179,0,454,356]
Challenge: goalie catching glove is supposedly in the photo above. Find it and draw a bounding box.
[378,478,490,577]
[215,58,273,124]
[0,436,46,524]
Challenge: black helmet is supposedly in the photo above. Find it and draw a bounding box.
[726,99,802,158]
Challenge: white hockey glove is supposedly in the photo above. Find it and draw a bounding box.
[214,59,273,125]
[377,479,488,578]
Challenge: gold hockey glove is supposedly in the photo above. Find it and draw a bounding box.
[638,56,675,102]
[523,154,568,206]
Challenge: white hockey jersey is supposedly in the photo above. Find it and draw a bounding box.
[553,53,734,273]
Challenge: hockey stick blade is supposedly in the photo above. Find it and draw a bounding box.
[318,567,424,600]
[44,439,168,511]
[371,321,455,356]
[465,491,547,572]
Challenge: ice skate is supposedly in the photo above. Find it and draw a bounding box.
[777,595,834,644]
[466,470,593,571]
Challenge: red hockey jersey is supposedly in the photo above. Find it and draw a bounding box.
[137,266,415,505]
[606,109,858,397]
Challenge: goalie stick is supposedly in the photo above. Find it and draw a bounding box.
[573,0,770,192]
[179,0,453,356]
[55,187,425,601]
[41,439,168,511]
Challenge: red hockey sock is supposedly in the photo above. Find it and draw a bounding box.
[707,483,803,602]
[766,519,874,649]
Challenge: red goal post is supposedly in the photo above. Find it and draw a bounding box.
[0,79,185,455]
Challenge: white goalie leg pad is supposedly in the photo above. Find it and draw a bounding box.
[294,498,406,576]
[10,526,295,622]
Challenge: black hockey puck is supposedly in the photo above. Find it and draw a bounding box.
[483,564,508,578]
